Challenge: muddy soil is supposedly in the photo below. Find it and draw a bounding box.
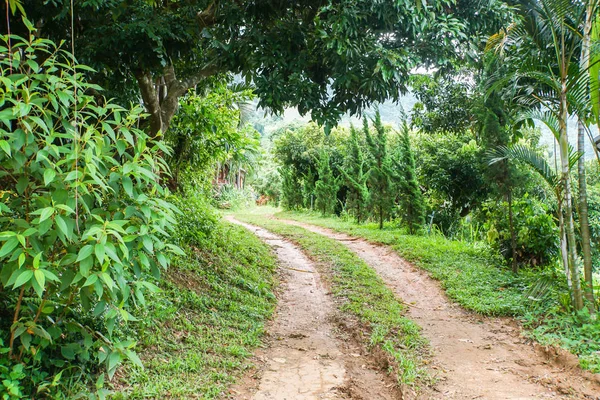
[278,218,600,400]
[227,217,399,400]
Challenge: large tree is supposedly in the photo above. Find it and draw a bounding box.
[6,0,496,135]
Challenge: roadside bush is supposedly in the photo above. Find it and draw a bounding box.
[212,184,255,209]
[481,195,559,267]
[0,31,178,397]
[252,167,282,205]
[170,196,218,247]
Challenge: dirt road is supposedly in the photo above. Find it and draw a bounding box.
[277,218,600,400]
[227,217,399,400]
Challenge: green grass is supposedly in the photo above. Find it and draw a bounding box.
[234,212,430,388]
[278,210,532,316]
[113,221,277,398]
[275,209,600,373]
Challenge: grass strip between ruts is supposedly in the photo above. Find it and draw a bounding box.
[234,212,431,388]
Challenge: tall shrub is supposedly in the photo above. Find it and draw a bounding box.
[0,31,179,397]
[393,123,426,233]
[280,166,304,210]
[342,126,370,223]
[364,112,393,229]
[314,151,340,215]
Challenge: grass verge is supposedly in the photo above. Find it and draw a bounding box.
[234,211,430,388]
[275,209,600,373]
[113,220,277,398]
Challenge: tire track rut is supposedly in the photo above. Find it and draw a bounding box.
[227,217,398,400]
[276,218,600,400]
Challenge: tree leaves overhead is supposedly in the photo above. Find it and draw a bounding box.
[13,0,493,126]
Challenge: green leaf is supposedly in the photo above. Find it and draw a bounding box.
[125,350,144,369]
[142,236,153,253]
[55,214,70,239]
[0,140,10,156]
[13,269,33,289]
[95,243,105,264]
[107,351,121,379]
[0,237,19,258]
[156,252,168,269]
[33,252,42,269]
[166,244,185,256]
[34,269,45,290]
[55,204,76,214]
[100,272,115,290]
[38,207,55,223]
[31,326,52,341]
[76,245,94,262]
[83,274,98,287]
[123,176,133,198]
[43,169,56,186]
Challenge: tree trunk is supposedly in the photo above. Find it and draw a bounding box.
[578,119,596,314]
[560,84,584,311]
[135,64,219,136]
[578,0,597,316]
[558,200,575,305]
[507,187,518,273]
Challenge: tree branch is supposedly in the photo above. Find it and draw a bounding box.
[135,69,163,135]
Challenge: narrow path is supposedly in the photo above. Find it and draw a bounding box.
[277,218,600,400]
[226,217,399,400]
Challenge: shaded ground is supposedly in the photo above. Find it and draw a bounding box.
[278,218,600,400]
[227,217,399,400]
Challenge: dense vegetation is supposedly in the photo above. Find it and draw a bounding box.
[115,203,277,398]
[1,0,600,397]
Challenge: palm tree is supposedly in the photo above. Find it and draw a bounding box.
[487,0,587,310]
[574,0,599,315]
[489,142,582,303]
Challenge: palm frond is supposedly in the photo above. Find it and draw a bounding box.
[487,144,559,188]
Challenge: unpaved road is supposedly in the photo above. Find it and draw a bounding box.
[278,218,600,400]
[227,217,399,400]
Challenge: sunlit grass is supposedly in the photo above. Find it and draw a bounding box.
[113,222,278,398]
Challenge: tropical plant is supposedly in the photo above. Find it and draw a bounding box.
[487,0,590,310]
[482,195,559,266]
[574,0,599,314]
[412,130,490,229]
[165,82,256,188]
[0,30,179,397]
[489,143,581,302]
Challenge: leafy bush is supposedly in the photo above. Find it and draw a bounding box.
[252,167,282,205]
[482,195,559,267]
[0,30,178,397]
[170,195,219,246]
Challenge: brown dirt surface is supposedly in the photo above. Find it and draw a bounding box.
[277,218,600,400]
[226,217,400,400]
